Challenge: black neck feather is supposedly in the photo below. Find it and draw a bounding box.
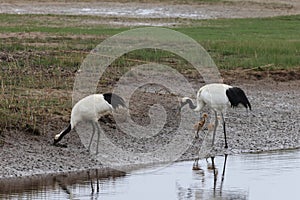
[186,99,197,110]
[54,124,71,144]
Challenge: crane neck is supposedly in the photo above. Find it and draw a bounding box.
[186,98,197,110]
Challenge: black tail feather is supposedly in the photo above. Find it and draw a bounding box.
[226,87,251,110]
[103,93,126,109]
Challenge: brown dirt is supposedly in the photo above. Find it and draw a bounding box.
[222,67,300,84]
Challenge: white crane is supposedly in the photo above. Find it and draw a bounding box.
[53,93,126,154]
[179,83,251,148]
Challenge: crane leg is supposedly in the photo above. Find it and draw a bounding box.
[211,111,218,147]
[220,113,228,148]
[192,158,200,170]
[195,124,201,139]
[88,121,96,151]
[220,154,228,193]
[211,156,217,192]
[95,122,101,155]
[221,154,228,182]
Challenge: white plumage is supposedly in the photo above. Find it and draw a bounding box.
[180,83,251,148]
[54,93,126,154]
[70,94,112,129]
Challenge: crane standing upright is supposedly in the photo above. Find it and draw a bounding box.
[179,83,251,148]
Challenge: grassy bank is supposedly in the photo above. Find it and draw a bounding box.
[1,14,299,69]
[179,15,300,69]
[0,13,299,132]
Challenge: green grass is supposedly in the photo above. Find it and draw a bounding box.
[1,14,299,70]
[0,13,299,131]
[176,15,300,69]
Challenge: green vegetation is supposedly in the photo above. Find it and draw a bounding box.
[0,13,299,131]
[178,15,300,69]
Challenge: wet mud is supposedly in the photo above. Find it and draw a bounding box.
[1,74,299,179]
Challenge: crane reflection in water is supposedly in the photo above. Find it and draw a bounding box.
[177,154,248,200]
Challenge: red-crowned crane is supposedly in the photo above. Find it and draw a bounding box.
[53,93,126,154]
[179,83,251,148]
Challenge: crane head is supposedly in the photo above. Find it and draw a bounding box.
[176,97,193,116]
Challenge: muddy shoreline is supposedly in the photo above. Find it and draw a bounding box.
[1,74,299,179]
[1,0,300,26]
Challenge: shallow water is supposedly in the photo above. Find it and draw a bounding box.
[1,149,299,200]
[1,4,212,20]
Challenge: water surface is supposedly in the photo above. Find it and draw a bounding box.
[1,149,299,200]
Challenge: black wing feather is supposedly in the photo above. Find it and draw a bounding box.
[103,93,126,109]
[226,87,251,110]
